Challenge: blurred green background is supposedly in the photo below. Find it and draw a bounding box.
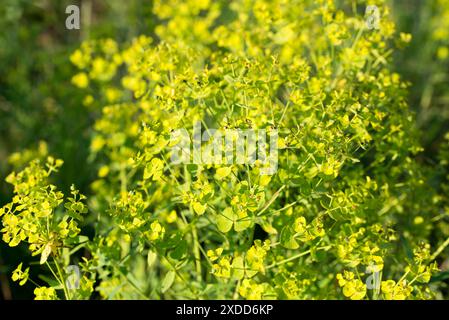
[0,0,448,299]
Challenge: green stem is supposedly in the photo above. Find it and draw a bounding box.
[116,268,150,299]
[54,259,70,300]
[120,164,127,193]
[257,185,285,217]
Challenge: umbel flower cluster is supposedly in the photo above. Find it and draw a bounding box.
[1,0,448,300]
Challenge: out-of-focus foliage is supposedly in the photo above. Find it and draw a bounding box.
[1,0,449,300]
[392,0,449,149]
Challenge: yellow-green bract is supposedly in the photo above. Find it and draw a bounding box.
[1,0,449,300]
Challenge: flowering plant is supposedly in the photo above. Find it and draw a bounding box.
[1,0,449,300]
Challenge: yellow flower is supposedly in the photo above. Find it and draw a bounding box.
[381,280,413,300]
[145,221,165,241]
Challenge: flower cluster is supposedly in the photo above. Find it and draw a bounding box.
[1,0,446,300]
